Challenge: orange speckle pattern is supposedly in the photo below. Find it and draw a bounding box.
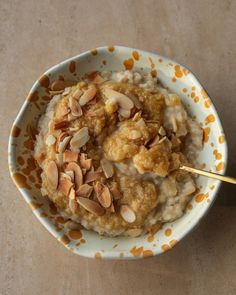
[143,250,154,257]
[91,49,98,56]
[39,75,50,88]
[192,86,196,91]
[108,46,115,52]
[203,127,210,142]
[161,244,170,252]
[147,235,154,243]
[182,88,187,93]
[210,185,215,190]
[191,92,195,98]
[216,162,225,171]
[210,142,214,147]
[132,51,140,60]
[201,89,209,99]
[69,61,76,73]
[205,114,215,125]
[194,96,199,103]
[187,203,193,210]
[11,125,21,137]
[130,246,143,257]
[119,252,124,258]
[158,58,163,63]
[59,234,70,245]
[80,239,86,244]
[68,230,82,240]
[95,252,102,259]
[13,172,29,189]
[172,77,177,82]
[148,57,155,69]
[213,149,222,160]
[151,69,157,78]
[174,65,183,78]
[17,156,25,166]
[165,228,172,237]
[123,58,134,70]
[195,193,208,203]
[204,99,212,108]
[218,135,225,144]
[169,240,178,248]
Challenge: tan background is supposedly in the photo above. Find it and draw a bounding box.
[1,0,236,294]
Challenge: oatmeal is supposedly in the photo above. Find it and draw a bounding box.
[34,70,203,237]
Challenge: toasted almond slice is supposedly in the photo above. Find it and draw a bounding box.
[77,197,105,216]
[120,205,136,223]
[77,184,93,197]
[86,108,104,117]
[127,130,142,140]
[58,135,72,153]
[103,88,134,110]
[149,135,160,147]
[45,161,58,190]
[84,171,102,183]
[94,181,104,197]
[127,92,142,109]
[59,105,70,117]
[54,121,70,130]
[58,175,74,196]
[72,89,83,100]
[92,74,105,84]
[135,118,146,128]
[80,153,92,170]
[158,126,166,136]
[69,96,83,117]
[118,108,131,118]
[66,162,83,189]
[158,136,167,144]
[49,90,64,95]
[171,116,178,132]
[69,187,75,199]
[132,111,142,121]
[100,158,114,178]
[106,202,115,213]
[62,87,71,96]
[97,185,112,208]
[55,153,63,166]
[70,127,90,151]
[110,186,123,200]
[82,168,87,175]
[45,134,56,146]
[79,85,97,106]
[65,170,75,182]
[63,150,79,163]
[68,113,78,122]
[68,188,77,213]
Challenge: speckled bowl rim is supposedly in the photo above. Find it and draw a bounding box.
[8,46,228,259]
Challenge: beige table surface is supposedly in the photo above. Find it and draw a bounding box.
[1,0,236,294]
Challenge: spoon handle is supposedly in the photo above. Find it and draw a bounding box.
[180,165,236,185]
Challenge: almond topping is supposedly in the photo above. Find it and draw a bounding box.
[80,153,92,170]
[158,126,166,136]
[118,108,131,118]
[58,174,74,196]
[70,127,90,152]
[63,150,79,163]
[92,74,105,84]
[45,134,56,146]
[55,153,63,166]
[66,162,83,189]
[68,188,78,213]
[106,203,115,213]
[149,135,160,147]
[127,130,142,140]
[79,85,97,106]
[54,121,70,130]
[72,89,83,100]
[84,171,102,183]
[69,96,83,117]
[127,92,142,109]
[77,184,93,198]
[110,186,123,200]
[45,161,58,190]
[65,170,75,182]
[96,184,112,208]
[62,87,71,96]
[100,158,114,178]
[120,205,136,223]
[103,88,134,110]
[77,197,105,216]
[50,80,76,91]
[58,135,72,153]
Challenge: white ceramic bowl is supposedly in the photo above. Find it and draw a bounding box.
[8,46,227,259]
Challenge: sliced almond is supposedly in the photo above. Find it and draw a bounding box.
[55,153,63,166]
[68,188,78,213]
[66,162,83,189]
[127,92,142,109]
[49,90,64,95]
[149,135,160,147]
[96,185,112,208]
[82,168,87,175]
[171,116,178,132]
[110,186,123,200]
[62,87,71,96]
[59,105,70,117]
[127,130,142,140]
[158,126,166,136]
[70,127,90,151]
[69,96,83,117]
[68,113,78,122]
[92,74,105,84]
[58,175,74,196]
[63,150,79,163]
[45,134,56,146]
[132,111,142,121]
[65,170,75,182]
[86,108,104,117]
[158,136,167,144]
[118,108,131,118]
[100,158,114,178]
[45,161,58,190]
[80,153,92,170]
[120,205,136,223]
[50,80,76,91]
[84,171,102,183]
[103,88,134,110]
[79,85,97,106]
[77,197,105,216]
[77,184,93,198]
[58,135,72,153]
[54,121,70,130]
[106,203,115,213]
[135,118,146,128]
[72,89,83,100]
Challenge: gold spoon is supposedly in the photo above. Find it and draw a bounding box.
[180,165,236,185]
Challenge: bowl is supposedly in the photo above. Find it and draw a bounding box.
[8,46,227,259]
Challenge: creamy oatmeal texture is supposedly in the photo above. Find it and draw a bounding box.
[34,70,203,237]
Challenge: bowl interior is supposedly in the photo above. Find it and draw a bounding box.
[8,46,227,259]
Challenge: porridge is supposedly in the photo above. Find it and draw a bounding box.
[34,70,203,237]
